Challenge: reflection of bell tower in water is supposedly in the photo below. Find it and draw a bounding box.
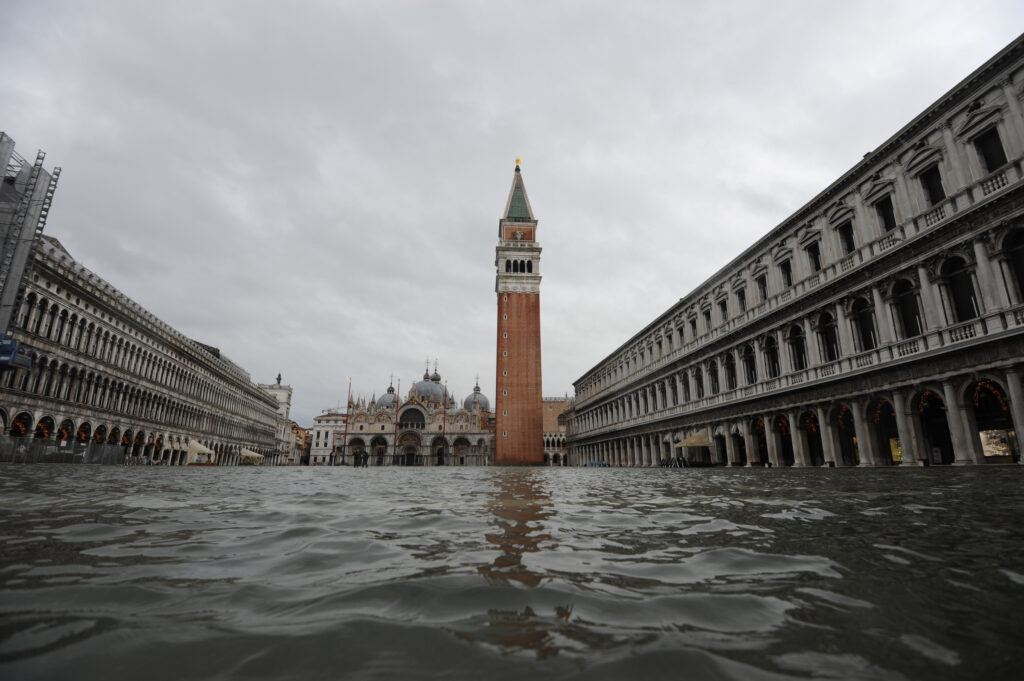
[494,160,544,465]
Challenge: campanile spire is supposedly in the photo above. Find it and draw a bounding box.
[494,160,543,464]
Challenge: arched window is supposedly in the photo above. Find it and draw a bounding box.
[742,345,757,384]
[693,367,704,399]
[763,336,780,378]
[941,257,978,322]
[512,260,519,273]
[526,260,533,273]
[724,354,737,390]
[787,325,807,371]
[892,280,922,338]
[818,313,840,362]
[850,298,877,351]
[505,259,511,273]
[708,360,719,394]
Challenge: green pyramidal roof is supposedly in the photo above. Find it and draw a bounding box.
[504,167,534,220]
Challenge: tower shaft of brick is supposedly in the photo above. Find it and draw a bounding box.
[494,163,543,465]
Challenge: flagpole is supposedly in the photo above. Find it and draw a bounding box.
[393,378,400,466]
[339,377,352,466]
[441,379,448,466]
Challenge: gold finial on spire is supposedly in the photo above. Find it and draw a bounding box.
[515,157,522,166]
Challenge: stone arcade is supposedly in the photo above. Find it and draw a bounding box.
[568,35,1024,468]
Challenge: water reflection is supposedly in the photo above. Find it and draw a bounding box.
[467,470,572,658]
[478,469,555,587]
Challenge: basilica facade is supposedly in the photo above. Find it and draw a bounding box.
[310,367,494,466]
[568,35,1024,468]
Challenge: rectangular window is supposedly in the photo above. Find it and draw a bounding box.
[920,165,945,206]
[806,243,822,272]
[689,318,697,338]
[703,310,711,332]
[779,260,792,287]
[718,300,728,323]
[756,275,768,302]
[737,289,746,312]
[874,195,897,232]
[837,221,856,255]
[975,127,1007,173]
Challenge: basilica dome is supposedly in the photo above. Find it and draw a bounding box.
[409,369,447,404]
[463,383,490,412]
[376,385,398,409]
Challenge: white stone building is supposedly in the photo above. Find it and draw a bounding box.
[0,235,279,464]
[568,35,1024,468]
[258,375,298,464]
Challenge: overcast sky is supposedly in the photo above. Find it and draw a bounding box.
[2,2,1022,426]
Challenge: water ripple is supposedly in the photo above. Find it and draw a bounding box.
[1,465,1022,680]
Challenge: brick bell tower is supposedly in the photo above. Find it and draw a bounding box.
[494,159,544,465]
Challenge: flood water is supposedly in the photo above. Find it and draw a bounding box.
[1,465,1023,680]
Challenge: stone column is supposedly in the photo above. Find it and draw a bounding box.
[816,405,838,466]
[850,400,880,466]
[835,301,855,358]
[1004,368,1024,464]
[942,380,977,464]
[997,256,1022,305]
[724,425,737,466]
[917,265,943,331]
[941,122,970,192]
[891,390,918,465]
[737,421,753,466]
[802,317,821,366]
[998,79,1024,155]
[871,286,894,345]
[764,418,781,467]
[788,410,810,467]
[973,238,1009,311]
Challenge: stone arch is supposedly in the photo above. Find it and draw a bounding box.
[56,418,75,444]
[749,418,768,465]
[830,403,859,466]
[10,411,33,438]
[913,389,954,465]
[964,377,1018,461]
[771,414,795,466]
[395,430,419,466]
[849,296,877,352]
[762,335,781,378]
[939,255,979,322]
[798,410,825,466]
[867,396,899,465]
[32,415,54,441]
[370,435,388,465]
[348,437,366,465]
[785,324,807,371]
[729,423,747,466]
[132,430,146,458]
[431,435,447,465]
[741,345,757,384]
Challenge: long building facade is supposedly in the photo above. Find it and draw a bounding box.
[568,36,1024,468]
[0,235,280,465]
